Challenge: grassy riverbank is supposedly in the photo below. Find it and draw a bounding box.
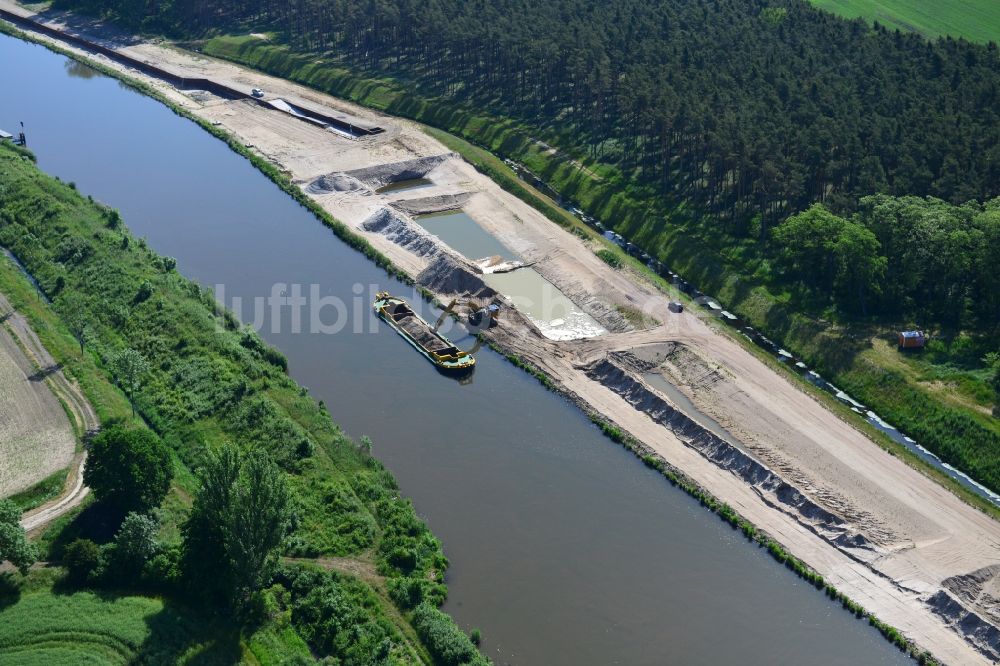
[196,33,1000,507]
[0,139,484,664]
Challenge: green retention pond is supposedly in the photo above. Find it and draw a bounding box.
[414,210,606,340]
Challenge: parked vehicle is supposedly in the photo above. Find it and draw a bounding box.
[898,330,926,349]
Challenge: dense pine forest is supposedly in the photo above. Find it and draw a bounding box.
[60,0,1000,332]
[60,0,1000,215]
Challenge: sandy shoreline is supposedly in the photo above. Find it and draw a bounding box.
[2,4,999,662]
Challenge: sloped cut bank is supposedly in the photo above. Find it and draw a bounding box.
[584,354,880,561]
[348,154,454,190]
[926,566,1000,661]
[362,207,450,262]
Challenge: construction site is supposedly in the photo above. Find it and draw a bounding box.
[2,3,1000,663]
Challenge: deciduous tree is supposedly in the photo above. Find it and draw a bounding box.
[84,426,173,513]
[111,348,148,416]
[181,444,290,614]
[0,499,37,576]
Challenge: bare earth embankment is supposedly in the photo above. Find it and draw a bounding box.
[2,4,999,662]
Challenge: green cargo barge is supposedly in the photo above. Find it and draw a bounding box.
[374,291,476,373]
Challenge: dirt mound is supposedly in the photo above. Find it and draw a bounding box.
[362,207,443,259]
[345,153,456,189]
[305,172,370,195]
[391,193,471,215]
[584,355,881,561]
[926,589,1000,662]
[417,254,497,299]
[943,565,1000,626]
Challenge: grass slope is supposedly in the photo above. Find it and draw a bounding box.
[809,0,1000,43]
[0,583,204,665]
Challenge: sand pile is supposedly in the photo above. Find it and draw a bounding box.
[361,208,442,260]
[305,172,370,195]
[417,254,497,298]
[926,589,1000,661]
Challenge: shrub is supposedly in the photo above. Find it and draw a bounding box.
[144,545,181,591]
[55,235,92,265]
[278,566,399,663]
[111,512,160,579]
[239,327,288,371]
[595,248,622,269]
[387,547,417,574]
[83,426,174,513]
[134,279,154,303]
[387,576,445,610]
[0,499,38,575]
[104,208,122,228]
[412,603,488,666]
[63,538,102,583]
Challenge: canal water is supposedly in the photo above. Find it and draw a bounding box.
[377,177,435,194]
[0,33,909,665]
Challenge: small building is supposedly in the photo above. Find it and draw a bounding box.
[0,130,12,142]
[898,330,926,349]
[668,301,684,313]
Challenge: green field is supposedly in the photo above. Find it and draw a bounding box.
[0,587,208,665]
[809,0,1000,42]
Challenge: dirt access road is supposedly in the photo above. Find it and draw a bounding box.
[0,293,96,532]
[2,4,999,662]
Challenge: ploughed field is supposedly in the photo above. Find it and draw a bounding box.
[0,319,75,498]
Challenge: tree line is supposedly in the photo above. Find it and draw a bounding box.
[61,0,1000,234]
[773,195,1000,328]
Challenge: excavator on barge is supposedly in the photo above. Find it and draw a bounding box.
[373,292,501,373]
